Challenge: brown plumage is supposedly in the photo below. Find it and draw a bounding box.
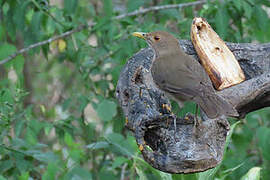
[133,31,238,119]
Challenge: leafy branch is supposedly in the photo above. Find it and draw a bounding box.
[0,0,206,65]
[30,0,66,27]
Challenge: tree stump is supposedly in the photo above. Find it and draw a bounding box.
[115,40,270,173]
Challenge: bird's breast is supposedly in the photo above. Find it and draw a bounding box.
[151,59,168,89]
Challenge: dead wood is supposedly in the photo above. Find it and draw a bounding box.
[115,40,270,173]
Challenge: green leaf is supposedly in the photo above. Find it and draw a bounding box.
[64,166,92,180]
[69,148,84,162]
[221,162,244,178]
[0,160,13,174]
[241,167,261,180]
[243,1,253,19]
[157,171,172,180]
[2,2,9,16]
[13,2,28,30]
[45,17,57,36]
[96,99,117,122]
[256,126,270,161]
[224,121,241,154]
[0,24,5,41]
[106,133,124,142]
[215,6,229,39]
[160,9,181,20]
[64,132,74,147]
[88,3,96,16]
[78,95,88,112]
[25,8,34,23]
[111,157,128,169]
[64,0,78,14]
[232,0,242,11]
[42,163,59,180]
[31,11,43,41]
[98,170,117,180]
[105,133,134,157]
[0,43,24,75]
[0,88,14,104]
[13,55,24,79]
[0,43,16,62]
[15,119,25,137]
[32,152,59,163]
[18,171,29,180]
[127,0,144,12]
[15,153,32,173]
[261,0,270,6]
[86,141,109,150]
[44,123,53,136]
[135,167,148,180]
[11,138,30,149]
[26,126,37,144]
[0,175,7,180]
[254,5,268,30]
[103,0,113,17]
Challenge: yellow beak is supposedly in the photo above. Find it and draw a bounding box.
[132,32,147,39]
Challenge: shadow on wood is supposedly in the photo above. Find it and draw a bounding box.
[115,40,270,173]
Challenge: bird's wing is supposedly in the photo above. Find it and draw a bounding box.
[182,54,210,82]
[161,83,198,101]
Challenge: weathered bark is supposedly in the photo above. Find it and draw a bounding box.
[115,40,270,173]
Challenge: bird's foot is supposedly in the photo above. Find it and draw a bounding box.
[162,103,172,114]
[184,112,194,122]
[183,112,201,134]
[184,112,202,137]
[217,116,230,132]
[194,104,201,128]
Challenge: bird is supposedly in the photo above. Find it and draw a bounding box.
[132,31,238,122]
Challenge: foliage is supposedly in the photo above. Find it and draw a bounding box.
[0,0,270,179]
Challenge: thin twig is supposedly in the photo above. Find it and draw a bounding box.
[0,23,93,65]
[0,144,26,155]
[0,0,206,65]
[30,0,66,27]
[114,0,206,20]
[120,163,128,180]
[0,143,43,163]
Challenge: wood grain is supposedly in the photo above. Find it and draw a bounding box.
[191,17,245,90]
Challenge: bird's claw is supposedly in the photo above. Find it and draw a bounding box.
[184,112,194,121]
[162,103,171,113]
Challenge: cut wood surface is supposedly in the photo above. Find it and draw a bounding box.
[191,17,245,90]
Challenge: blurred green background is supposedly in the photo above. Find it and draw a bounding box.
[0,0,270,179]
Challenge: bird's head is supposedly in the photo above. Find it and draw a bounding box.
[132,31,180,57]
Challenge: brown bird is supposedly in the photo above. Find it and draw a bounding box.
[132,31,238,120]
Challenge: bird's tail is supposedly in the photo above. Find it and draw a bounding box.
[195,93,239,119]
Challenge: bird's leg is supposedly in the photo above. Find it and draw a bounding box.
[191,104,203,137]
[176,101,185,129]
[194,104,202,128]
[161,103,172,127]
[195,104,198,127]
[173,114,176,138]
[162,103,171,114]
[179,102,193,122]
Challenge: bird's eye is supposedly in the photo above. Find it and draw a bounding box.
[154,36,160,41]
